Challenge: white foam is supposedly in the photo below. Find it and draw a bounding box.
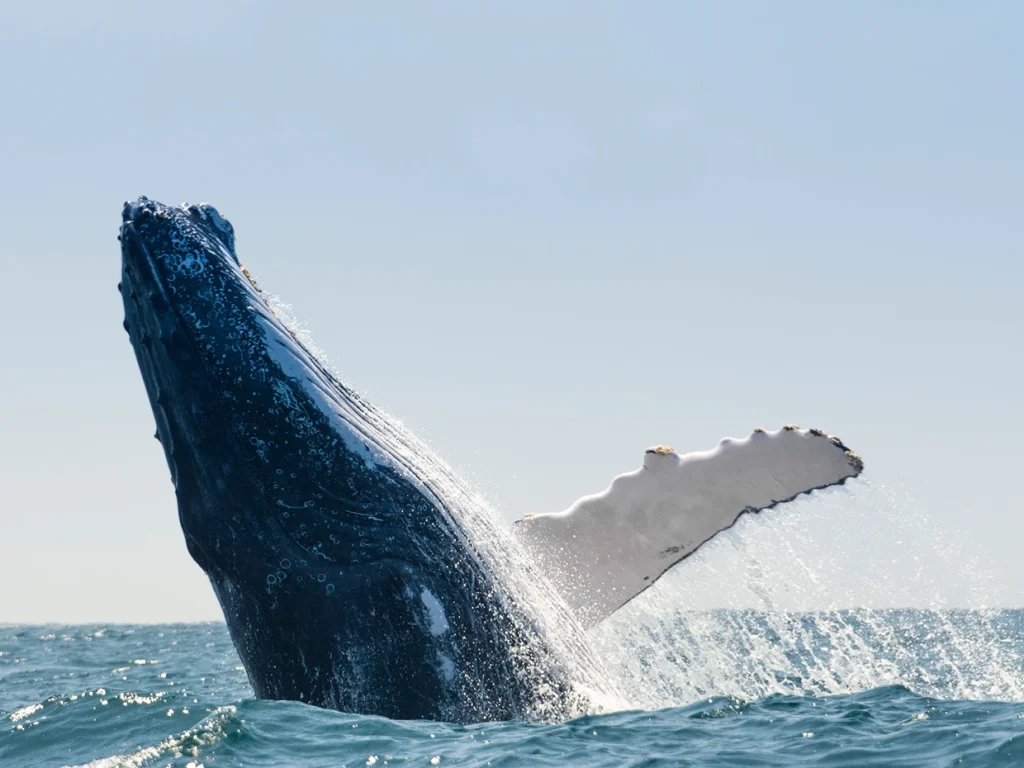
[9,703,42,722]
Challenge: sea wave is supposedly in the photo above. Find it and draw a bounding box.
[2,615,1022,767]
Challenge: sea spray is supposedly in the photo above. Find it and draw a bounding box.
[592,481,1024,707]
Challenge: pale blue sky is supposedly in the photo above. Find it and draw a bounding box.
[0,2,1021,622]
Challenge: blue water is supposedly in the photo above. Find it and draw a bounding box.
[2,612,1023,767]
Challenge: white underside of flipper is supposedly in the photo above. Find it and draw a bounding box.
[512,427,864,628]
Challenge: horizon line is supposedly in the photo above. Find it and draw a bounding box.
[3,605,1023,628]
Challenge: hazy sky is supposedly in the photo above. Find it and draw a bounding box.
[0,2,1021,622]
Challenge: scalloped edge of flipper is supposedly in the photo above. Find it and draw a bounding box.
[513,426,863,628]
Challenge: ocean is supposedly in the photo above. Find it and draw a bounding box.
[3,610,1023,767]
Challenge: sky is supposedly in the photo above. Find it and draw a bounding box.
[0,2,1021,623]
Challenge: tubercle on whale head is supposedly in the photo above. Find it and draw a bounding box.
[121,197,239,263]
[118,197,275,408]
[119,196,268,348]
[119,198,269,320]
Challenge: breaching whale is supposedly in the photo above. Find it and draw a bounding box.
[119,197,864,722]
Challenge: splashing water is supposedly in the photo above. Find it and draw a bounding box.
[593,481,1024,707]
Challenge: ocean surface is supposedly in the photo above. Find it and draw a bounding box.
[2,611,1023,767]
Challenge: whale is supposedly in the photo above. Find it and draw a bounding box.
[119,197,864,722]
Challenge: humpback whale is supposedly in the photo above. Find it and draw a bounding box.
[119,197,863,722]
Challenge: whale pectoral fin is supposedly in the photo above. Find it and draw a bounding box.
[512,426,863,628]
